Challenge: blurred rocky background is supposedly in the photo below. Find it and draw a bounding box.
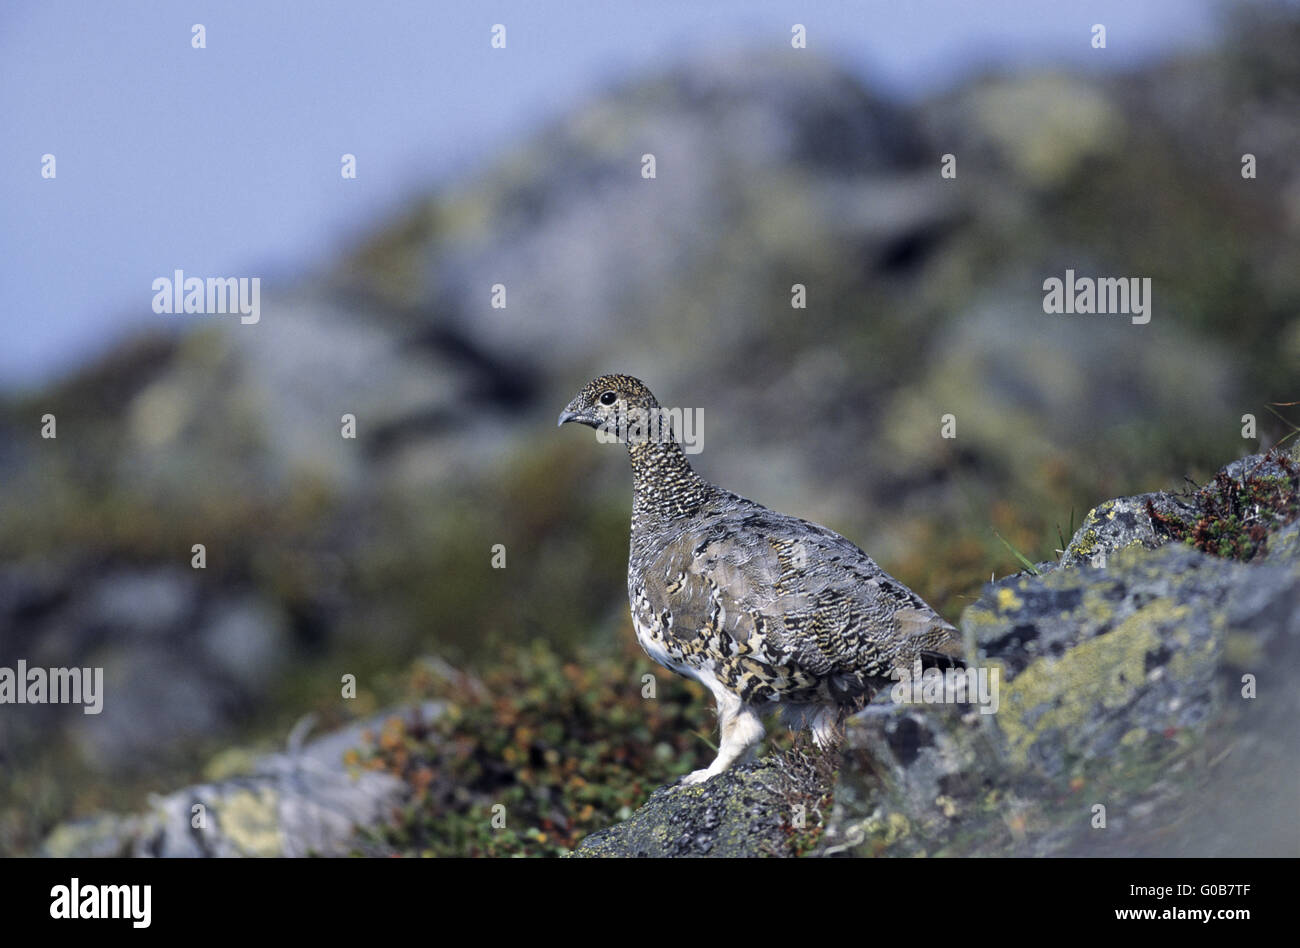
[2,3,1298,855]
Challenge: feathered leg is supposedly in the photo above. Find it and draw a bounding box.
[682,690,764,785]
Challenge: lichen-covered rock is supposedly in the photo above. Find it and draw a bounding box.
[570,755,831,857]
[1059,493,1199,568]
[972,545,1230,773]
[822,508,1300,857]
[819,703,985,856]
[1060,451,1300,568]
[1267,519,1300,565]
[41,705,438,857]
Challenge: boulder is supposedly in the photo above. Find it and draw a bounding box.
[42,705,439,857]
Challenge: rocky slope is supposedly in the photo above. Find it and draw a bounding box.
[4,6,1299,853]
[40,446,1299,857]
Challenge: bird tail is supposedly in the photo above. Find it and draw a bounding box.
[920,634,966,670]
[894,608,965,668]
[918,619,966,669]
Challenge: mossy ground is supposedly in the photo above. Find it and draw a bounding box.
[1146,449,1299,561]
[345,638,819,856]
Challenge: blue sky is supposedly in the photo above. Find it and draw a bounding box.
[0,1,1217,389]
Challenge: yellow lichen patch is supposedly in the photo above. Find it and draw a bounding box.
[202,747,258,782]
[1222,632,1263,669]
[996,587,1024,612]
[887,811,912,842]
[1076,583,1120,626]
[1169,622,1221,682]
[972,75,1124,187]
[41,815,133,858]
[1120,727,1148,747]
[960,604,1008,636]
[218,788,283,857]
[1070,527,1102,557]
[994,598,1193,768]
[862,810,912,848]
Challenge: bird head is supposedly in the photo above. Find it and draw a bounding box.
[557,374,662,442]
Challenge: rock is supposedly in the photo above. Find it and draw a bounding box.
[0,563,292,773]
[1058,493,1199,568]
[822,462,1300,857]
[42,704,440,858]
[87,568,196,637]
[571,755,831,858]
[1268,519,1300,564]
[1060,452,1299,568]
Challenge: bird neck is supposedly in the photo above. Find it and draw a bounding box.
[627,436,708,527]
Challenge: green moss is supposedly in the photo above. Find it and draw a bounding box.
[1146,450,1299,561]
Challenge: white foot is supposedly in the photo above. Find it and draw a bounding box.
[680,768,717,786]
[679,693,765,786]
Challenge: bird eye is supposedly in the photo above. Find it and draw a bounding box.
[599,391,617,406]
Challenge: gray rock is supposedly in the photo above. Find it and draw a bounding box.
[1059,451,1300,568]
[87,568,196,638]
[1058,492,1199,568]
[822,499,1300,857]
[198,596,290,690]
[43,704,440,858]
[571,755,831,858]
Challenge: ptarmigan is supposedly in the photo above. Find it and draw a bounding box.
[558,374,962,784]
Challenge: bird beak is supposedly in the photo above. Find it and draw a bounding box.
[558,394,590,427]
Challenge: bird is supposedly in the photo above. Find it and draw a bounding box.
[558,374,962,784]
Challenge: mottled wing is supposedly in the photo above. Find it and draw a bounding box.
[638,497,960,701]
